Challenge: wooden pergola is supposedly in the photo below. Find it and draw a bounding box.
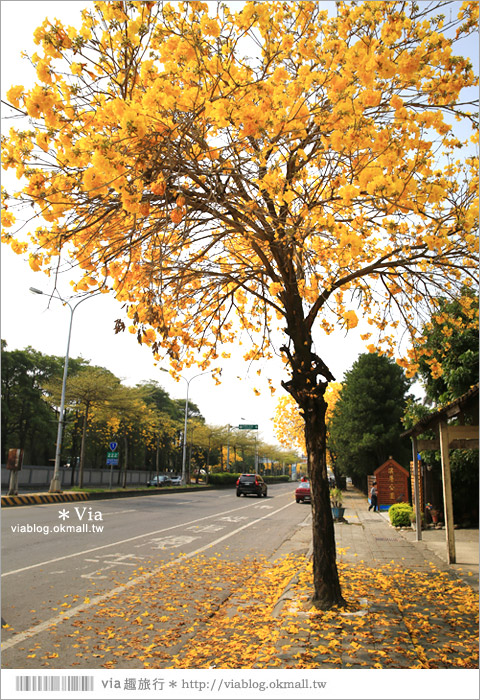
[402,384,479,563]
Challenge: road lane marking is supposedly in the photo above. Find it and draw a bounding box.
[134,535,200,550]
[1,500,294,651]
[185,524,224,533]
[1,495,292,577]
[80,553,147,579]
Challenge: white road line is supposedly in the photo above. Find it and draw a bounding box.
[1,497,289,577]
[1,500,294,651]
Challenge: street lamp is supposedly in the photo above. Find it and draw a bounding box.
[30,287,101,493]
[160,368,215,485]
[226,424,231,471]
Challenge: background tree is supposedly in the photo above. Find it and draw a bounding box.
[274,382,341,466]
[273,394,306,455]
[1,342,58,464]
[1,341,87,465]
[2,1,478,608]
[404,289,479,524]
[328,353,412,489]
[324,382,342,483]
[44,365,121,487]
[413,288,479,405]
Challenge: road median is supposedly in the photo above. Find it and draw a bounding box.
[1,484,215,507]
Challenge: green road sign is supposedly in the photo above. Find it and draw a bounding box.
[107,451,119,459]
[238,424,258,430]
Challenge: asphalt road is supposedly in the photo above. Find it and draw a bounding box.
[2,482,311,667]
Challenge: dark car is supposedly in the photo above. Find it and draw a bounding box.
[236,473,267,498]
[147,475,172,487]
[295,480,311,503]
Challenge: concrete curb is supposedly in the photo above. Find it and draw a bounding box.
[1,485,216,507]
[270,511,313,618]
[1,491,89,507]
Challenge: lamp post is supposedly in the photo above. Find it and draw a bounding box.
[160,368,214,485]
[226,424,231,472]
[30,287,100,493]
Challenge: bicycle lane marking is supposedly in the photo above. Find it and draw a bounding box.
[1,500,295,651]
[1,492,293,577]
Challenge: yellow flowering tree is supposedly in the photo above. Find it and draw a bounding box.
[2,1,478,608]
[273,394,306,454]
[274,382,341,459]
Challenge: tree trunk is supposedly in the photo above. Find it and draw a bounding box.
[121,436,128,488]
[281,306,346,608]
[77,402,89,489]
[303,390,346,609]
[156,440,160,480]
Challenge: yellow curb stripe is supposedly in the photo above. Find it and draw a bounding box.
[1,491,90,507]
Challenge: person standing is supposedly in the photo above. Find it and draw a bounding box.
[368,481,378,512]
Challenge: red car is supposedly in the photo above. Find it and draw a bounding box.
[295,480,311,503]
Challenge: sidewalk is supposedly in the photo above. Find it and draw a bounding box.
[269,487,479,670]
[336,488,479,591]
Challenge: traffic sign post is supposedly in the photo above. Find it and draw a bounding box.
[107,444,119,487]
[237,424,259,472]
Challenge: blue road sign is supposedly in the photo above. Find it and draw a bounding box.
[109,442,118,451]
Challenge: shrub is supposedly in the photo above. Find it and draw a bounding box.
[389,502,413,527]
[264,475,290,483]
[206,473,291,486]
[410,508,425,526]
[330,487,343,507]
[207,472,240,486]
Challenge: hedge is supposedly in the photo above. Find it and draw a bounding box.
[388,502,413,527]
[207,473,291,486]
[207,472,239,486]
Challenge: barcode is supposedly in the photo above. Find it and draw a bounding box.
[15,676,94,692]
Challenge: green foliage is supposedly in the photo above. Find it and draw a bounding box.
[415,288,478,405]
[327,353,412,485]
[138,381,185,421]
[1,341,86,464]
[208,472,240,486]
[1,342,297,487]
[389,503,413,527]
[329,488,343,507]
[405,289,479,525]
[266,475,290,483]
[410,509,425,527]
[206,473,290,486]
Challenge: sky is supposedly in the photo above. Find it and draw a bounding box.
[1,0,475,447]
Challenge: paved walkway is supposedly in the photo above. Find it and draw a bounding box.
[269,487,478,670]
[280,487,478,588]
[335,488,479,590]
